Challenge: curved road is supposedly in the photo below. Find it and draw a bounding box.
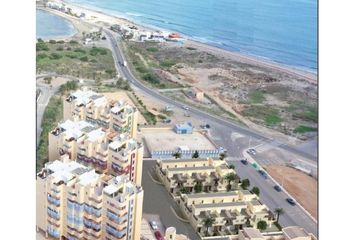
[104,30,316,162]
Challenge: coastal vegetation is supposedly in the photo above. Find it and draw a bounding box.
[36,40,116,80]
[36,96,63,172]
[121,37,317,139]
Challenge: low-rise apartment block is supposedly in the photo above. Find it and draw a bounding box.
[36,158,143,240]
[155,158,239,194]
[64,90,138,139]
[178,191,273,237]
[49,119,144,185]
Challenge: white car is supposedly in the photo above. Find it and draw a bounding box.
[182,105,189,110]
[149,221,158,231]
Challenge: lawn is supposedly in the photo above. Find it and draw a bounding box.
[36,40,116,80]
[36,96,63,172]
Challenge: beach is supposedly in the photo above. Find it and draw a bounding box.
[40,0,317,84]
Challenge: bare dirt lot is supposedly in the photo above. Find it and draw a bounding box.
[122,41,318,141]
[265,165,317,220]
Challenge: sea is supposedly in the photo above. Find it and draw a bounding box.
[67,0,317,73]
[36,9,77,39]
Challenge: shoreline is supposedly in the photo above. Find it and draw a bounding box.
[42,0,317,83]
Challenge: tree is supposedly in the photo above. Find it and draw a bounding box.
[192,150,199,158]
[172,151,181,159]
[219,152,227,160]
[224,172,237,191]
[241,179,250,190]
[194,182,202,193]
[229,164,235,169]
[251,186,260,196]
[203,217,216,236]
[274,208,284,223]
[257,220,267,231]
[180,187,189,194]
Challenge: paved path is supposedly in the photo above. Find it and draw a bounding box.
[142,161,200,239]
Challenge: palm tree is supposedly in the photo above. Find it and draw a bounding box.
[194,182,202,193]
[219,152,227,160]
[172,151,181,159]
[274,208,284,223]
[251,186,260,196]
[241,179,250,190]
[192,150,199,158]
[203,217,216,236]
[257,220,267,231]
[180,187,189,194]
[224,172,237,191]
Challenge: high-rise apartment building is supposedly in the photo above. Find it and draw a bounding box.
[36,158,143,240]
[63,90,138,139]
[48,119,144,185]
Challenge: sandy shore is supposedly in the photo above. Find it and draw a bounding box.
[42,0,317,84]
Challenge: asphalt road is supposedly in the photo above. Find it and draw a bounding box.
[229,160,317,236]
[36,83,57,146]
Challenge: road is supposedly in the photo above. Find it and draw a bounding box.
[36,83,57,146]
[103,30,318,237]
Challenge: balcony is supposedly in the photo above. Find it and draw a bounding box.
[106,225,127,239]
[47,195,60,207]
[107,211,128,224]
[47,209,60,220]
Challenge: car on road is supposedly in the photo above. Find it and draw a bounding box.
[241,159,248,165]
[163,119,171,124]
[184,111,191,117]
[205,124,211,129]
[258,170,268,179]
[247,149,257,155]
[182,105,189,110]
[286,198,296,206]
[154,230,164,240]
[149,221,158,231]
[274,185,282,192]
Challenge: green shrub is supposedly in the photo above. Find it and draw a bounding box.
[50,53,62,60]
[142,72,160,84]
[49,39,57,44]
[37,53,48,60]
[146,47,158,52]
[80,56,89,62]
[36,42,49,51]
[74,48,86,54]
[69,40,78,44]
[160,59,176,68]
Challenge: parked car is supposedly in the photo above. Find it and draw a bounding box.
[274,185,282,192]
[154,230,164,240]
[149,221,158,231]
[241,159,248,165]
[286,198,296,206]
[258,170,268,179]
